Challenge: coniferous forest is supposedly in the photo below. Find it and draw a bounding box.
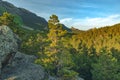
[0,11,120,80]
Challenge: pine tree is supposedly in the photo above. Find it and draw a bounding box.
[91,48,120,80]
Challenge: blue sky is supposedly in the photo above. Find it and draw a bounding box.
[3,0,120,30]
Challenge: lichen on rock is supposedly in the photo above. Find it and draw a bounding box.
[0,25,18,77]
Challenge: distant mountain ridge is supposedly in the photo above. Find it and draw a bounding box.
[0,1,71,31]
[0,1,48,30]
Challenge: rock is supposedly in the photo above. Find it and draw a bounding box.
[77,77,84,80]
[0,26,45,80]
[48,76,57,80]
[47,76,84,80]
[1,52,45,80]
[0,25,19,76]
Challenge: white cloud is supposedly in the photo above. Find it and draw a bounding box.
[60,14,120,30]
[60,18,72,23]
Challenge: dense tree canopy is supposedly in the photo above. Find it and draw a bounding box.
[91,48,120,80]
[4,13,120,80]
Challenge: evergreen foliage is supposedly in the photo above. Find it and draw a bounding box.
[91,48,120,80]
[1,13,120,80]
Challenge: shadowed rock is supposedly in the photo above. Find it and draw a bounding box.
[0,25,18,77]
[1,52,45,80]
[0,26,45,80]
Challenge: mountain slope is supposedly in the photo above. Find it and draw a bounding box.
[0,1,48,30]
[71,23,120,52]
[0,1,72,31]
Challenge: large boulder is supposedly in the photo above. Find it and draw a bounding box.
[0,26,45,80]
[0,25,19,76]
[1,52,45,80]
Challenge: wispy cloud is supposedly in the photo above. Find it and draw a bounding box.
[60,18,73,23]
[60,14,120,30]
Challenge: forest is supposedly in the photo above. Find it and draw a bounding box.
[0,12,120,80]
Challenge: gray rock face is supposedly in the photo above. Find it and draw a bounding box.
[0,26,45,80]
[1,52,45,80]
[0,25,18,76]
[48,76,84,80]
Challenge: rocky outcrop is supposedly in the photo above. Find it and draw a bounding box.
[0,25,18,76]
[1,52,45,80]
[0,25,45,80]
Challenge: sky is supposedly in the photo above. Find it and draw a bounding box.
[3,0,120,30]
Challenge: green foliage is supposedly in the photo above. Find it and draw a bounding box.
[20,32,47,55]
[91,48,120,80]
[48,14,59,27]
[28,15,120,80]
[0,12,14,26]
[0,12,46,56]
[0,7,6,13]
[71,23,120,52]
[71,44,97,80]
[58,68,78,80]
[0,12,23,26]
[6,13,120,80]
[13,14,23,26]
[35,14,77,79]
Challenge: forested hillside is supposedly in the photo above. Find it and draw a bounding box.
[0,0,48,30]
[0,11,120,80]
[0,0,71,31]
[71,23,120,52]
